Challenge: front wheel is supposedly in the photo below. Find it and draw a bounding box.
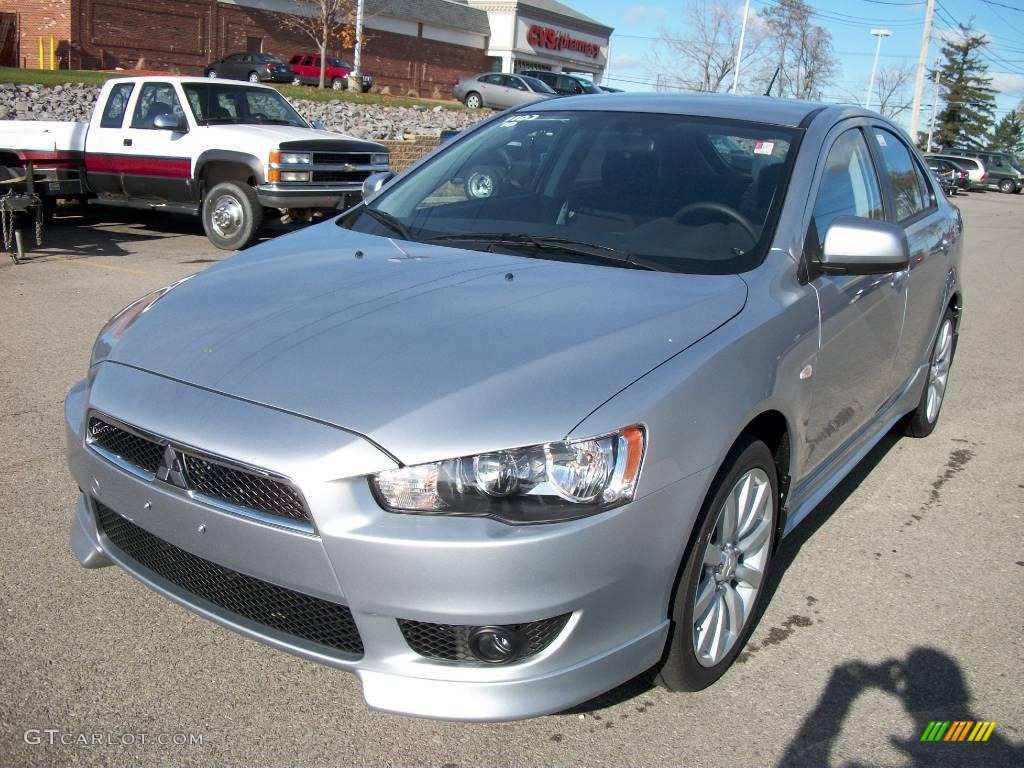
[901,307,956,437]
[331,77,345,90]
[248,71,260,83]
[999,178,1015,194]
[654,438,778,691]
[202,181,263,251]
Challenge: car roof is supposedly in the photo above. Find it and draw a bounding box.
[105,75,278,90]
[526,92,868,128]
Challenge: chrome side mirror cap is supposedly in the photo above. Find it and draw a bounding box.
[153,113,187,132]
[309,119,324,130]
[362,171,396,201]
[819,216,910,275]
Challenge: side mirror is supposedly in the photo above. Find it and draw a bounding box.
[818,216,910,275]
[309,119,324,130]
[361,171,396,200]
[153,112,186,132]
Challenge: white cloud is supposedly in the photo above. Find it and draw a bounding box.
[989,71,1024,96]
[624,4,669,23]
[611,53,645,70]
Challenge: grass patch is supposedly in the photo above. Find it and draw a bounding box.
[0,67,465,110]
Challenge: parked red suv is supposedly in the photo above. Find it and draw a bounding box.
[288,54,373,92]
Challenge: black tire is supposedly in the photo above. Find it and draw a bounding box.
[464,91,482,109]
[202,181,263,251]
[999,178,1015,194]
[205,69,217,79]
[331,77,345,91]
[902,306,957,438]
[654,437,779,691]
[248,71,260,83]
[464,165,502,199]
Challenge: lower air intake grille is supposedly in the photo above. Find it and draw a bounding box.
[398,615,569,662]
[95,501,363,657]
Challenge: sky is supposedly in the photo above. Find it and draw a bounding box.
[573,0,1024,129]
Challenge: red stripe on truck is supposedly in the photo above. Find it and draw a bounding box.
[84,154,191,178]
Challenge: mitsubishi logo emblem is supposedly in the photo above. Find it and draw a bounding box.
[156,444,188,489]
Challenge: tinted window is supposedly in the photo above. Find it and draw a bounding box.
[479,74,503,85]
[343,111,798,274]
[182,83,307,127]
[508,77,529,91]
[100,83,135,129]
[873,128,933,221]
[812,129,884,248]
[302,56,314,66]
[130,82,185,129]
[520,75,555,93]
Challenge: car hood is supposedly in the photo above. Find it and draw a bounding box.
[202,124,384,150]
[105,225,747,466]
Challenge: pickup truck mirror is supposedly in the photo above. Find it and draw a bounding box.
[309,119,324,130]
[153,113,187,132]
[819,216,910,276]
[362,171,395,200]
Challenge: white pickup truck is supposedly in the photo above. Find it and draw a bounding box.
[0,76,390,249]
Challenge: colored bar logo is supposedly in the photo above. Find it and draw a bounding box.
[920,721,997,742]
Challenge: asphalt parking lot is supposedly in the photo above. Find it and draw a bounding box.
[0,197,1021,768]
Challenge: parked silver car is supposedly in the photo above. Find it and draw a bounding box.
[453,72,557,109]
[66,94,963,721]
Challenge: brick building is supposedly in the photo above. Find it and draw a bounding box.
[0,0,611,98]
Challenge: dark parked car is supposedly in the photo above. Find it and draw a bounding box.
[205,53,293,83]
[452,73,557,109]
[927,158,969,194]
[949,148,1023,193]
[599,85,624,93]
[518,70,602,96]
[288,53,372,92]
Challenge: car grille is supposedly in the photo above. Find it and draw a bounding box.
[88,418,164,475]
[312,152,374,165]
[87,416,311,525]
[95,501,363,657]
[397,615,569,662]
[311,170,372,184]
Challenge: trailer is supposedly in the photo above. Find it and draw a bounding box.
[0,160,45,264]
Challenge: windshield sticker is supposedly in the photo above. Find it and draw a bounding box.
[501,114,539,127]
[876,133,888,146]
[754,141,775,155]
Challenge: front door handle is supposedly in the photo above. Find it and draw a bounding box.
[891,268,909,290]
[123,139,132,147]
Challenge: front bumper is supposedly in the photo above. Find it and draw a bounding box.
[256,184,363,209]
[65,365,708,720]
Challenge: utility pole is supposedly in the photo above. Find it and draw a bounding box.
[604,37,612,86]
[731,0,751,94]
[865,29,892,110]
[910,0,935,141]
[354,0,365,77]
[927,64,941,152]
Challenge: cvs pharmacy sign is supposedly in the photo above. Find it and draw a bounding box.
[527,25,601,59]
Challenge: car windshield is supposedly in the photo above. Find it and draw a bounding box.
[572,78,602,93]
[520,76,557,94]
[183,82,308,127]
[340,110,799,274]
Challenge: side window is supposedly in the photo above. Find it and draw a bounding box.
[480,74,502,85]
[509,77,528,91]
[302,56,314,66]
[872,128,933,222]
[100,83,134,129]
[130,83,185,129]
[811,129,884,249]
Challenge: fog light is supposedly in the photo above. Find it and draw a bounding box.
[467,626,524,663]
[280,171,311,182]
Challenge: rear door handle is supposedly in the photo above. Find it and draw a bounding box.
[123,139,132,147]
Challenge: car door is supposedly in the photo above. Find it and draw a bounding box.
[118,81,194,204]
[505,76,537,107]
[83,81,137,198]
[802,124,907,473]
[476,74,505,108]
[221,54,242,79]
[869,126,952,392]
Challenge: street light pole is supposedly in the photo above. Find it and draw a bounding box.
[731,0,751,95]
[865,28,892,110]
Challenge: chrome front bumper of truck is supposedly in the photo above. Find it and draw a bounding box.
[256,184,364,209]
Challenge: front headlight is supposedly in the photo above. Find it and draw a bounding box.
[371,153,389,165]
[371,426,645,524]
[271,150,312,165]
[89,276,194,367]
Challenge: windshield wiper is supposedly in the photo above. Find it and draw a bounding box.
[361,206,413,241]
[426,233,673,271]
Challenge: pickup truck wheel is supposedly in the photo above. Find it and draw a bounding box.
[248,71,260,83]
[331,77,345,90]
[202,181,263,251]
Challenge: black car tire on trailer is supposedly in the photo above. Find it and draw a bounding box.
[202,181,263,251]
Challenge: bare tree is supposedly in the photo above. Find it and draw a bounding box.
[874,66,913,119]
[283,0,356,88]
[759,0,837,100]
[648,0,765,93]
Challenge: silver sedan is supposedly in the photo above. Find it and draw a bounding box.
[453,72,557,109]
[66,94,963,721]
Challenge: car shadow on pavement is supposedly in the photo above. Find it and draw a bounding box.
[777,646,1023,767]
[563,432,904,716]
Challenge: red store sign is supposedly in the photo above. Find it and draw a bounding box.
[527,25,601,59]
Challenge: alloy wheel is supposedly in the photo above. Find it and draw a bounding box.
[926,318,954,423]
[693,468,773,667]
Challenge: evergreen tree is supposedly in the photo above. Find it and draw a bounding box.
[932,24,997,149]
[991,111,1024,155]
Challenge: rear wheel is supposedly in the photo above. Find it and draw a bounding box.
[202,181,263,251]
[248,71,260,83]
[902,307,956,437]
[205,69,217,78]
[999,178,1015,194]
[654,438,778,691]
[464,91,482,109]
